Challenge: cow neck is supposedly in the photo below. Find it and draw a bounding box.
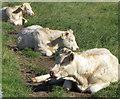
[49,37,63,47]
[49,30,64,41]
[12,7,22,14]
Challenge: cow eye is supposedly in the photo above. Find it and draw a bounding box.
[26,8,29,10]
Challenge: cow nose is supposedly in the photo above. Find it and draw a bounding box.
[76,48,79,50]
[32,13,34,15]
[50,71,57,78]
[50,71,54,77]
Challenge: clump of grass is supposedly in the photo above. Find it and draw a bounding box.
[21,48,41,58]
[29,65,49,75]
[38,68,49,75]
[50,85,68,97]
[2,22,16,32]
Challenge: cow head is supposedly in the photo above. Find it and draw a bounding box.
[61,29,79,51]
[50,48,75,79]
[20,3,34,17]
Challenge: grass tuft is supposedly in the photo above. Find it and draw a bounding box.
[50,85,68,97]
[21,48,41,58]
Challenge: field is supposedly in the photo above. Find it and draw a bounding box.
[2,2,120,97]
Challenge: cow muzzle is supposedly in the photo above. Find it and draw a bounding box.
[50,71,57,79]
[32,13,34,16]
[76,48,79,50]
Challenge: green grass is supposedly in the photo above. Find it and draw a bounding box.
[25,65,49,75]
[2,40,31,97]
[92,81,120,97]
[25,2,118,56]
[2,22,16,32]
[2,2,120,97]
[50,85,68,97]
[21,48,41,59]
[2,6,32,96]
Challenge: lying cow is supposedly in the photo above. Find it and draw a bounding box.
[32,48,119,93]
[50,48,119,93]
[16,25,79,56]
[0,3,34,25]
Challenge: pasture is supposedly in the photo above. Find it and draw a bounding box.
[2,2,120,97]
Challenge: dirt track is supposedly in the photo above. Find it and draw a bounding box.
[6,26,92,97]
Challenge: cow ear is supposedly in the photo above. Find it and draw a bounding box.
[68,29,73,33]
[61,33,69,39]
[20,5,24,10]
[61,33,66,39]
[69,53,74,61]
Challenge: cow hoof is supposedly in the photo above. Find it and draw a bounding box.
[63,87,70,92]
[31,78,37,83]
[46,51,53,56]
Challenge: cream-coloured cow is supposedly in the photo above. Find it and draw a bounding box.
[50,48,119,93]
[16,25,79,56]
[0,3,34,25]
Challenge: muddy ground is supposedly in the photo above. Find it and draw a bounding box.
[6,26,92,97]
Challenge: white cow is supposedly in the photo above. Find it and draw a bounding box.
[16,25,79,56]
[50,48,119,93]
[0,3,34,25]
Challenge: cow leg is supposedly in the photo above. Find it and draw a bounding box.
[22,17,28,24]
[74,73,88,91]
[8,18,21,25]
[86,82,110,93]
[37,48,53,56]
[63,80,73,91]
[7,14,18,25]
[32,74,50,83]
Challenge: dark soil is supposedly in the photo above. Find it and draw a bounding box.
[7,25,92,97]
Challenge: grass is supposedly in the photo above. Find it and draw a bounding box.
[26,65,49,75]
[49,85,68,97]
[25,2,118,56]
[21,48,41,59]
[92,81,120,97]
[2,35,31,97]
[2,22,16,32]
[2,2,120,98]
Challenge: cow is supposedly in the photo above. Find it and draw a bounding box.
[50,48,119,93]
[0,3,34,25]
[16,25,79,56]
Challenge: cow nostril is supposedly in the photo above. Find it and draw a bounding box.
[76,48,79,50]
[50,71,54,77]
[50,71,57,78]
